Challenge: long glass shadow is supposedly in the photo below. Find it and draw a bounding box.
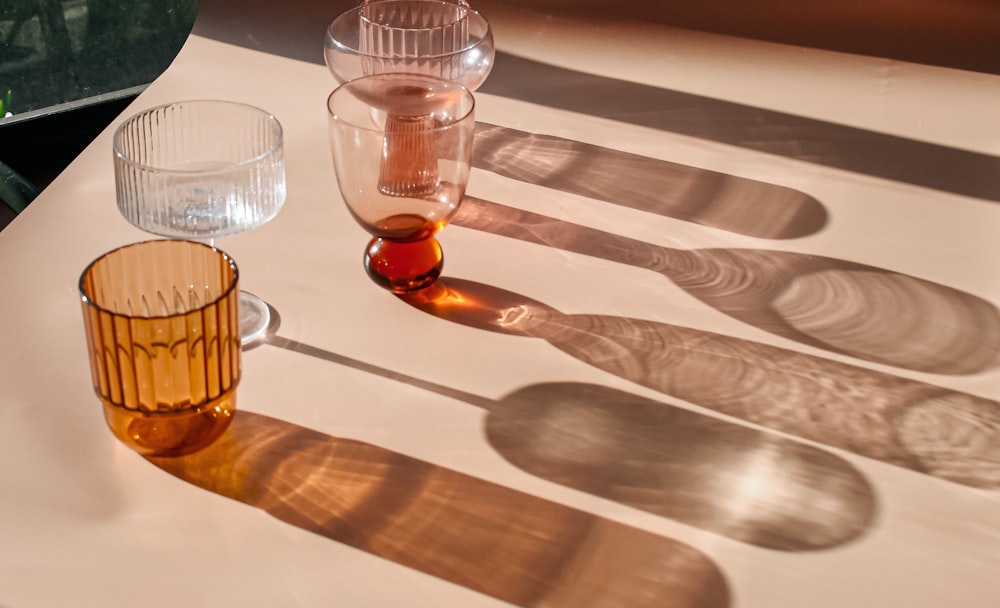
[268,336,875,552]
[480,52,1000,203]
[149,410,731,608]
[473,123,828,240]
[191,9,1000,202]
[452,197,1000,376]
[401,277,1000,490]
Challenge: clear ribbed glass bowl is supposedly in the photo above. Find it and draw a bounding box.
[112,100,286,239]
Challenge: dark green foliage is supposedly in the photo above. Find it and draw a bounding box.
[0,0,199,115]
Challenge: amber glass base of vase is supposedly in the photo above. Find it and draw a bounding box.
[364,236,443,293]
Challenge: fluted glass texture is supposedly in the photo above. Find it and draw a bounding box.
[325,0,494,91]
[113,100,286,238]
[79,240,241,456]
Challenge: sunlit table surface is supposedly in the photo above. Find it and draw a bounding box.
[2,1,999,606]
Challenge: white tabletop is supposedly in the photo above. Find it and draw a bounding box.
[2,1,998,606]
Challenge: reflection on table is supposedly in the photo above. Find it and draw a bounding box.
[1,1,998,607]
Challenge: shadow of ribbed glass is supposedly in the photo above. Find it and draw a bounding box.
[148,410,731,608]
[400,278,1000,490]
[480,52,1000,203]
[453,197,1000,376]
[266,336,874,551]
[473,123,828,240]
[189,3,1000,201]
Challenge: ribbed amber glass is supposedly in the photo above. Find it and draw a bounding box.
[79,240,241,457]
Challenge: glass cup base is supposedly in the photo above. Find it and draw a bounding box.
[102,392,236,457]
[240,290,273,347]
[364,236,443,293]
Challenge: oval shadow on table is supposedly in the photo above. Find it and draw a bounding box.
[481,52,1000,203]
[473,123,828,240]
[453,197,1000,376]
[191,1,1000,204]
[148,410,731,608]
[269,336,876,552]
[401,278,1000,490]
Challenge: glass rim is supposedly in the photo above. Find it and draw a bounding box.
[326,74,476,133]
[360,0,468,31]
[79,239,240,320]
[327,2,492,61]
[111,99,284,173]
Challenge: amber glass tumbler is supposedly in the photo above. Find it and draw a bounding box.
[79,240,241,457]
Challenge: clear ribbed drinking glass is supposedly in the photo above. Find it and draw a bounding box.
[113,100,285,346]
[360,0,469,81]
[324,0,494,92]
[79,239,241,457]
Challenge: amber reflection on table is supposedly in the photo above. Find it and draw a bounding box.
[403,269,1000,490]
[271,336,877,552]
[149,411,730,608]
